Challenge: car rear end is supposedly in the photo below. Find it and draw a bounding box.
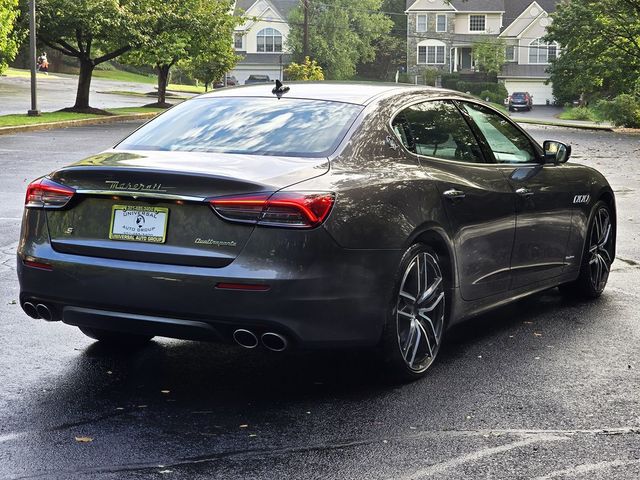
[508,92,532,111]
[17,95,396,350]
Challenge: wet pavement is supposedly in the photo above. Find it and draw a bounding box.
[0,123,639,479]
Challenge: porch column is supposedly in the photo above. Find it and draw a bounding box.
[453,47,459,73]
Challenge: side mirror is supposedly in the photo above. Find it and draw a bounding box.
[543,140,571,164]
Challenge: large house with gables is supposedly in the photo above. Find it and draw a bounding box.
[230,0,297,84]
[405,0,559,104]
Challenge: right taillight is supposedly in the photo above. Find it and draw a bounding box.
[209,191,335,229]
[25,178,75,208]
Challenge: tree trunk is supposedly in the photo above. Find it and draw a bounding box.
[157,64,170,106]
[73,59,95,111]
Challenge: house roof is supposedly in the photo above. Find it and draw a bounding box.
[499,63,550,79]
[406,0,505,12]
[234,0,298,19]
[237,53,293,65]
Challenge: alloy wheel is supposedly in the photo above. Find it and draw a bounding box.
[588,206,613,292]
[396,252,446,372]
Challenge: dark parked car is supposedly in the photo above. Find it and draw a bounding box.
[213,75,238,88]
[508,91,533,111]
[18,83,616,380]
[244,74,271,85]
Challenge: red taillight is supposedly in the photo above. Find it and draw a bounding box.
[22,259,53,271]
[209,191,335,229]
[25,178,75,208]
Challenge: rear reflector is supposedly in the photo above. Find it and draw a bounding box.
[215,283,270,291]
[25,178,75,208]
[209,191,335,229]
[23,259,53,271]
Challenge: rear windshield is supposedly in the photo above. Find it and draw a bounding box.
[511,93,527,99]
[116,97,363,157]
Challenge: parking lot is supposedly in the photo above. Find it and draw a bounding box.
[0,122,639,479]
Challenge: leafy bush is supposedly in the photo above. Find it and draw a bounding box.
[597,94,640,127]
[441,73,460,90]
[285,57,325,81]
[558,106,599,122]
[456,81,507,98]
[480,89,507,105]
[422,68,438,86]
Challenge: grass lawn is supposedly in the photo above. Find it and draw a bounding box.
[93,69,156,84]
[558,106,605,123]
[3,67,58,79]
[0,107,163,128]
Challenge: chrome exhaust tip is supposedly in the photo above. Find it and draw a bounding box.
[22,302,39,319]
[261,332,288,352]
[233,329,259,349]
[35,304,53,322]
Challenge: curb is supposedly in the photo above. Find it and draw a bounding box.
[0,112,158,136]
[512,117,614,131]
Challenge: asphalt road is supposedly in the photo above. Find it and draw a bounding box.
[0,123,639,479]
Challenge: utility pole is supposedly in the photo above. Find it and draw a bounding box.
[27,0,40,116]
[303,0,309,59]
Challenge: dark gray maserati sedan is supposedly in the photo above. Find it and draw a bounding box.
[17,82,616,380]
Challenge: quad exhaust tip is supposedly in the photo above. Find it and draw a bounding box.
[233,329,259,349]
[36,304,53,321]
[22,302,39,319]
[261,332,288,352]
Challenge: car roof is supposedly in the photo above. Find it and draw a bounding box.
[198,81,464,106]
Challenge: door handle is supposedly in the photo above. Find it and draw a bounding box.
[443,189,466,200]
[516,187,534,197]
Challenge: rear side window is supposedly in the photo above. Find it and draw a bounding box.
[117,97,363,158]
[392,100,485,163]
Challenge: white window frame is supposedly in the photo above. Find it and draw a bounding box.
[234,33,244,51]
[528,38,559,64]
[505,45,516,62]
[416,14,428,33]
[417,41,446,65]
[469,14,487,33]
[257,28,283,53]
[436,14,447,33]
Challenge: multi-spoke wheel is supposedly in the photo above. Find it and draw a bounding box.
[561,201,614,298]
[381,243,447,381]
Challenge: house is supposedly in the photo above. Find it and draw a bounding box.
[405,0,559,105]
[230,0,297,85]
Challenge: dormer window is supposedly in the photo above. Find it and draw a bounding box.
[257,28,283,53]
[469,15,486,32]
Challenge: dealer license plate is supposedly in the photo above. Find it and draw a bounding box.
[109,205,169,243]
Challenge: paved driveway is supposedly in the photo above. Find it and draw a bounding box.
[0,123,638,479]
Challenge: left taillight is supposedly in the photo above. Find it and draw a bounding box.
[25,177,75,208]
[209,191,335,229]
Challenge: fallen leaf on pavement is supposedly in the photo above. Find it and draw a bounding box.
[74,436,93,443]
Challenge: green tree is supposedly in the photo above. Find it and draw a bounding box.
[357,0,406,81]
[125,0,240,107]
[285,56,324,80]
[472,37,506,75]
[0,0,20,74]
[35,0,147,112]
[546,0,640,105]
[287,0,393,80]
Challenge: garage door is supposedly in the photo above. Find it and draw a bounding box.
[504,80,554,105]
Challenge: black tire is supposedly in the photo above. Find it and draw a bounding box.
[560,201,614,299]
[79,327,153,347]
[380,243,448,382]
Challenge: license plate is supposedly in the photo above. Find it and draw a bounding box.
[109,205,169,243]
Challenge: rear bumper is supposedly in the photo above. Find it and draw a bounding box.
[18,223,401,348]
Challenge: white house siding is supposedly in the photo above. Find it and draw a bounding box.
[518,14,551,64]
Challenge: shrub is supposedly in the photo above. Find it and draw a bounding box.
[422,68,438,86]
[597,94,640,127]
[480,89,506,104]
[285,57,325,81]
[456,81,507,98]
[559,106,598,122]
[441,73,460,90]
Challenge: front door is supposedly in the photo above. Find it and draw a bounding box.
[460,48,473,70]
[457,101,572,289]
[392,100,516,301]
